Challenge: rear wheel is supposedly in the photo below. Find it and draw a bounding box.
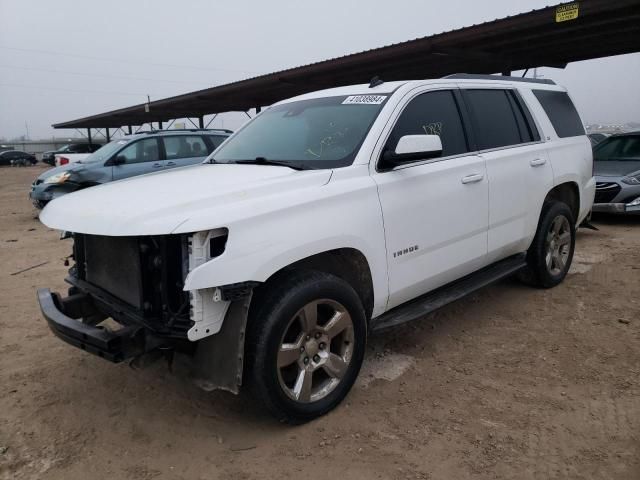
[520,201,575,288]
[246,271,366,424]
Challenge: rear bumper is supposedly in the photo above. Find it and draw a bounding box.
[37,288,159,362]
[592,202,640,215]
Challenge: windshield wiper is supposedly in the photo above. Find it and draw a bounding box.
[231,157,308,170]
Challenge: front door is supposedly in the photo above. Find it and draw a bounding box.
[111,138,164,180]
[373,89,489,310]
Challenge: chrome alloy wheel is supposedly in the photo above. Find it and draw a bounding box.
[545,215,571,276]
[276,299,355,403]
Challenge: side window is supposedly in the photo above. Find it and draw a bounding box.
[464,89,523,150]
[384,90,468,158]
[117,138,160,164]
[163,136,208,159]
[532,90,585,138]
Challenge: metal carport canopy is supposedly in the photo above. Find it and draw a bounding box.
[53,0,640,129]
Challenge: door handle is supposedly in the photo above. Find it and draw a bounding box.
[152,162,163,168]
[530,158,547,167]
[461,173,484,184]
[166,161,176,166]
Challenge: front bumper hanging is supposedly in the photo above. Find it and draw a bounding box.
[37,288,159,363]
[38,288,253,394]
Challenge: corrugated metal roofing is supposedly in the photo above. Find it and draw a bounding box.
[54,0,640,129]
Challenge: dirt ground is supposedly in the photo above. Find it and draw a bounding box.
[1,165,639,480]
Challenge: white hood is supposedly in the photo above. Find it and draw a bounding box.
[40,164,332,236]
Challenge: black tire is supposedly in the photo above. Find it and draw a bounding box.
[245,270,367,424]
[520,201,575,288]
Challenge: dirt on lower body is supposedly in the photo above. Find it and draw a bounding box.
[1,166,639,479]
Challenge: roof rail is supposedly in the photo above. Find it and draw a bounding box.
[127,128,233,136]
[443,73,556,85]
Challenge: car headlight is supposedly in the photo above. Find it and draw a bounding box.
[627,197,640,207]
[621,175,640,185]
[43,172,71,185]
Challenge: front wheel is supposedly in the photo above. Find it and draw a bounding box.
[520,201,575,288]
[246,271,367,424]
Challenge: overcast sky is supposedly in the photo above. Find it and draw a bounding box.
[1,0,639,140]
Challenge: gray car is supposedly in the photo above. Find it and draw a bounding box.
[30,129,231,208]
[592,132,640,215]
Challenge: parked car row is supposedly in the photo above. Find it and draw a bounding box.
[0,150,37,166]
[30,129,231,208]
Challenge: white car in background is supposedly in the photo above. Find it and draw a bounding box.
[55,151,92,166]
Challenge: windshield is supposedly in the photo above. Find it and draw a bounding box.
[594,136,640,161]
[57,144,71,152]
[209,95,388,169]
[80,139,131,163]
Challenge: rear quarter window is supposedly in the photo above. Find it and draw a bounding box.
[532,90,585,138]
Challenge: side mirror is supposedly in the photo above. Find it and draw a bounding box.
[110,154,126,166]
[381,135,443,169]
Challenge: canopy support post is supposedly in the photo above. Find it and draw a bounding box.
[204,114,218,129]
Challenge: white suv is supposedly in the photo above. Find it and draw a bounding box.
[38,74,595,423]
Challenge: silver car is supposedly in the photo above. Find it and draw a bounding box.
[592,132,640,215]
[30,129,231,209]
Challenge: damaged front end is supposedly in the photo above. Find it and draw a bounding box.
[37,230,256,394]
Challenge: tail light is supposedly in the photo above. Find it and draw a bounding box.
[59,157,69,166]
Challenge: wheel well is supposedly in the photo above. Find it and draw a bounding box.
[545,182,580,222]
[260,248,375,320]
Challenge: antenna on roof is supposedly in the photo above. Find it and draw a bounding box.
[369,76,384,88]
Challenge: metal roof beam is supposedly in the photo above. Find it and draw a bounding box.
[52,0,640,130]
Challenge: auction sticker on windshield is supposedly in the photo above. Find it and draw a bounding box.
[343,95,387,105]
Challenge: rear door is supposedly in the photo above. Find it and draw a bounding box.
[161,135,209,169]
[111,138,164,180]
[372,87,489,309]
[461,87,553,262]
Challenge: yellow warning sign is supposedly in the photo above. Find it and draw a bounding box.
[556,2,579,22]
